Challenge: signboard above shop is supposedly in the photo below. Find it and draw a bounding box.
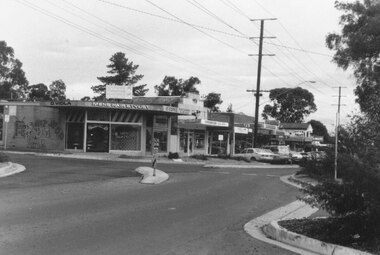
[106,85,132,100]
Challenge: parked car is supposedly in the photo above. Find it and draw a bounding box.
[290,151,303,162]
[262,145,292,164]
[234,148,278,162]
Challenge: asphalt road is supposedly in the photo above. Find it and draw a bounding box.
[0,154,301,255]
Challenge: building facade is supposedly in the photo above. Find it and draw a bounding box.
[0,97,320,156]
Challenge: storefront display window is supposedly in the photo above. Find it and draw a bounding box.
[111,124,141,151]
[235,133,253,153]
[153,115,168,153]
[87,123,109,152]
[211,132,228,155]
[153,131,167,152]
[194,131,205,149]
[66,123,84,149]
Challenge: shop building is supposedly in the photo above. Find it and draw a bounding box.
[1,95,316,156]
[0,97,195,156]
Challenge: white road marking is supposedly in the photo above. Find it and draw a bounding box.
[265,174,279,177]
[242,173,257,176]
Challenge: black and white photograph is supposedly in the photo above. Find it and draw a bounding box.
[1,0,379,254]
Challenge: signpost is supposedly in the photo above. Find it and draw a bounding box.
[152,147,158,177]
[152,139,159,177]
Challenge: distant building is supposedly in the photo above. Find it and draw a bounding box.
[275,123,314,150]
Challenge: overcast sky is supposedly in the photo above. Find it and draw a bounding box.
[1,0,358,132]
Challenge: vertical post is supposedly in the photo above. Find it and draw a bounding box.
[4,121,8,151]
[334,86,341,180]
[253,20,264,148]
[4,113,9,151]
[152,148,158,177]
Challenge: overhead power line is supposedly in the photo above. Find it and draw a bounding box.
[15,0,256,91]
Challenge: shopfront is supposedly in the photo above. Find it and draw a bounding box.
[0,100,191,155]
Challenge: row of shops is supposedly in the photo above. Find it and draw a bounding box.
[0,94,316,156]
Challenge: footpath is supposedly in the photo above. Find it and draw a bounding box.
[0,150,372,254]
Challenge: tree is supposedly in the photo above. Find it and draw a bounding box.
[81,96,91,101]
[298,1,380,243]
[0,41,28,99]
[226,103,233,112]
[154,76,200,96]
[204,92,223,112]
[49,79,66,101]
[262,87,317,123]
[309,119,330,142]
[28,83,51,101]
[91,52,148,100]
[326,0,380,118]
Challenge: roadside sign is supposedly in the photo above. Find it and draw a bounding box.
[218,134,223,141]
[4,115,9,123]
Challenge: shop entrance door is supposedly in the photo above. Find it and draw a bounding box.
[86,123,109,152]
[180,130,194,155]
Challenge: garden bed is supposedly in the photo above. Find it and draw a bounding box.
[278,217,380,254]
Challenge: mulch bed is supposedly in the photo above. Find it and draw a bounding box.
[278,217,380,254]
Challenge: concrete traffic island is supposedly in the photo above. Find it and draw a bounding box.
[0,162,26,178]
[135,166,169,184]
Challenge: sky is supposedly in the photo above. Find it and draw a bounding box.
[1,0,358,132]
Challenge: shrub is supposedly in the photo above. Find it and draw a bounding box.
[298,151,334,180]
[168,152,179,159]
[300,152,380,238]
[0,152,10,162]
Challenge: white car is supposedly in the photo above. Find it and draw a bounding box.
[290,151,303,162]
[235,148,278,162]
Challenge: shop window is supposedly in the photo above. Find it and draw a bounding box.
[153,131,167,152]
[194,131,205,149]
[87,110,110,121]
[111,124,141,151]
[87,123,109,152]
[66,123,84,149]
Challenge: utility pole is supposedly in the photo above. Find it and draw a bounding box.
[333,86,346,181]
[249,18,276,148]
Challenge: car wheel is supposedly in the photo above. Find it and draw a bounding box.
[251,157,257,161]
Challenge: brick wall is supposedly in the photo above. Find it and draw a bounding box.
[6,105,65,152]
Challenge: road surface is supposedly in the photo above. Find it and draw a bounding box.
[0,154,301,255]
